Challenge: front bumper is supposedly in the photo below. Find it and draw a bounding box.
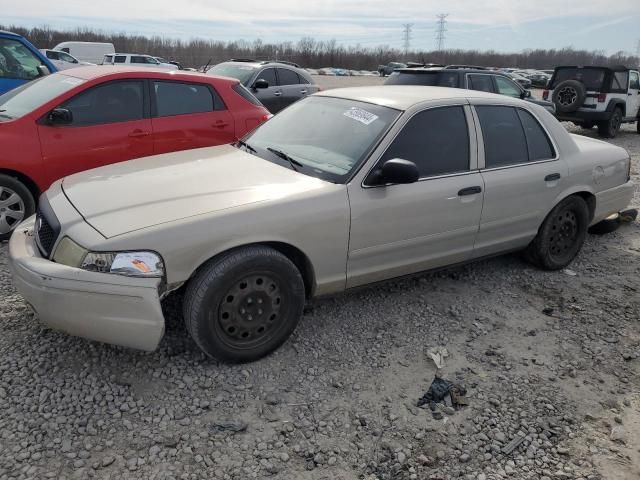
[592,180,635,225]
[9,217,165,351]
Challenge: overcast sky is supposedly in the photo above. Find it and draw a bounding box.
[4,0,639,54]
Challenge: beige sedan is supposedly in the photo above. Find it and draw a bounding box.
[9,86,634,362]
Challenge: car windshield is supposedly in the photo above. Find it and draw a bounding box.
[0,73,86,120]
[243,96,400,183]
[551,68,607,90]
[207,63,257,84]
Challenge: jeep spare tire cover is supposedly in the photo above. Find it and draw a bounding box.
[552,79,586,113]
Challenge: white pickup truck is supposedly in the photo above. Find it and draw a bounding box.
[102,53,178,70]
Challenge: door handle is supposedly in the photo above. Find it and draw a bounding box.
[458,186,482,196]
[545,173,561,181]
[273,91,282,97]
[300,89,308,94]
[128,130,150,138]
[213,121,229,128]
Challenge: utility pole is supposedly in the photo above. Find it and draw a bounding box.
[636,39,640,61]
[435,14,449,51]
[402,23,413,59]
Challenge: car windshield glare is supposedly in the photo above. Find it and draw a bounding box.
[207,63,258,84]
[245,96,400,183]
[0,73,86,119]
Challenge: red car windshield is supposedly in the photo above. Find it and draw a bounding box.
[0,73,86,120]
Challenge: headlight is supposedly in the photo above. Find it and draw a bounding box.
[53,237,165,278]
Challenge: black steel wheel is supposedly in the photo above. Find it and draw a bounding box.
[524,196,589,270]
[598,108,622,138]
[183,245,305,362]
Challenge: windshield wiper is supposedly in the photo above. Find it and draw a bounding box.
[234,138,256,153]
[267,147,304,172]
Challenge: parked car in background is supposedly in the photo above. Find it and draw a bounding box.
[206,59,319,113]
[40,49,93,70]
[504,71,532,88]
[385,66,555,113]
[318,68,335,76]
[102,54,178,70]
[544,65,640,137]
[526,72,551,88]
[378,62,407,77]
[0,31,57,95]
[0,66,270,239]
[9,86,633,362]
[153,57,183,69]
[53,42,115,64]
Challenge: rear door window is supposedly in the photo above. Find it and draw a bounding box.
[114,55,126,64]
[517,110,555,161]
[630,72,640,90]
[611,71,629,93]
[153,81,220,116]
[468,75,494,93]
[476,106,528,168]
[277,68,300,86]
[60,81,144,125]
[379,106,470,178]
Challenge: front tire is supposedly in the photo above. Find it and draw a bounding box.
[598,108,622,138]
[183,246,305,362]
[0,174,35,241]
[524,196,589,270]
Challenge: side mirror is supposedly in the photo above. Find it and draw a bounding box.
[253,79,269,89]
[47,108,73,125]
[37,65,51,77]
[370,158,420,185]
[522,90,532,98]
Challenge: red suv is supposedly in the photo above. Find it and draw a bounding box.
[0,67,270,239]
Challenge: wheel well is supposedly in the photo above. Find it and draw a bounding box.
[572,191,596,222]
[0,169,40,203]
[262,242,316,298]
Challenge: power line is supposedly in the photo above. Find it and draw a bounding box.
[402,23,413,58]
[435,14,449,51]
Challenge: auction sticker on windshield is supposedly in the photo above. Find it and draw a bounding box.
[343,107,379,125]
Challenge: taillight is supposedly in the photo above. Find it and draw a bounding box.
[597,93,606,103]
[542,90,549,100]
[262,114,272,122]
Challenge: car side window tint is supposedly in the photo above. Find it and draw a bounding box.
[61,81,144,126]
[154,81,216,117]
[114,56,126,64]
[277,68,300,86]
[468,75,494,93]
[380,106,469,178]
[476,106,528,168]
[495,76,522,98]
[630,72,640,90]
[517,109,555,161]
[257,68,277,86]
[438,72,459,88]
[46,51,59,60]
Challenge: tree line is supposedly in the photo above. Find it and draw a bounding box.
[4,24,638,70]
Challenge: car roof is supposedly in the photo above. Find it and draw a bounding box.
[57,66,236,83]
[221,60,303,70]
[0,30,22,38]
[554,65,630,72]
[394,67,507,76]
[316,85,511,110]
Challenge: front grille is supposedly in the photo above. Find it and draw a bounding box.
[34,196,61,258]
[35,210,56,257]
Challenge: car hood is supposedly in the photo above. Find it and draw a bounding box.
[62,145,331,238]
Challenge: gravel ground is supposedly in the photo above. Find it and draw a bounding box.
[0,80,638,480]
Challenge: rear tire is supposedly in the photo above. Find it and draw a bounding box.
[183,245,305,362]
[0,174,35,242]
[524,196,589,270]
[598,108,622,138]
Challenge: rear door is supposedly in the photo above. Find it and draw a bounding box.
[472,103,568,257]
[151,80,235,154]
[252,68,281,113]
[37,79,153,183]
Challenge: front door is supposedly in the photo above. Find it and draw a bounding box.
[472,104,568,257]
[37,79,153,185]
[252,68,282,113]
[150,80,235,154]
[347,104,484,288]
[627,71,640,119]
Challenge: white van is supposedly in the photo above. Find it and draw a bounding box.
[53,42,115,64]
[102,53,178,70]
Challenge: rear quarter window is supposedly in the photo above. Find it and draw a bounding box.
[232,84,263,106]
